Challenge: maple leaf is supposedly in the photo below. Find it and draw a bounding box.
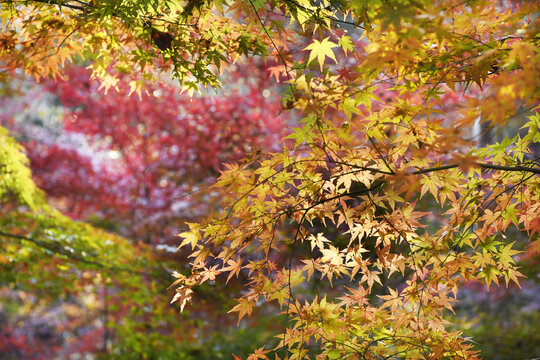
[420,175,440,200]
[338,35,354,55]
[321,245,343,266]
[222,257,243,283]
[338,285,369,308]
[268,65,286,82]
[177,230,199,250]
[247,347,270,360]
[228,297,255,324]
[309,233,330,251]
[170,287,193,312]
[305,37,338,71]
[378,288,402,312]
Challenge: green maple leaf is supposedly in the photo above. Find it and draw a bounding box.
[250,0,266,11]
[338,35,354,55]
[305,37,338,71]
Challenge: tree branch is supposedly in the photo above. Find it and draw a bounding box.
[13,0,88,12]
[476,163,540,174]
[0,230,159,278]
[411,162,540,175]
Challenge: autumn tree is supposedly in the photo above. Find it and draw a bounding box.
[0,122,160,358]
[0,61,288,357]
[32,63,286,243]
[170,1,539,359]
[1,0,540,359]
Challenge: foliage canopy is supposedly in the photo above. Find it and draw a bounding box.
[1,0,540,359]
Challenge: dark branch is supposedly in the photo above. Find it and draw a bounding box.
[476,163,540,175]
[15,0,88,12]
[412,163,540,175]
